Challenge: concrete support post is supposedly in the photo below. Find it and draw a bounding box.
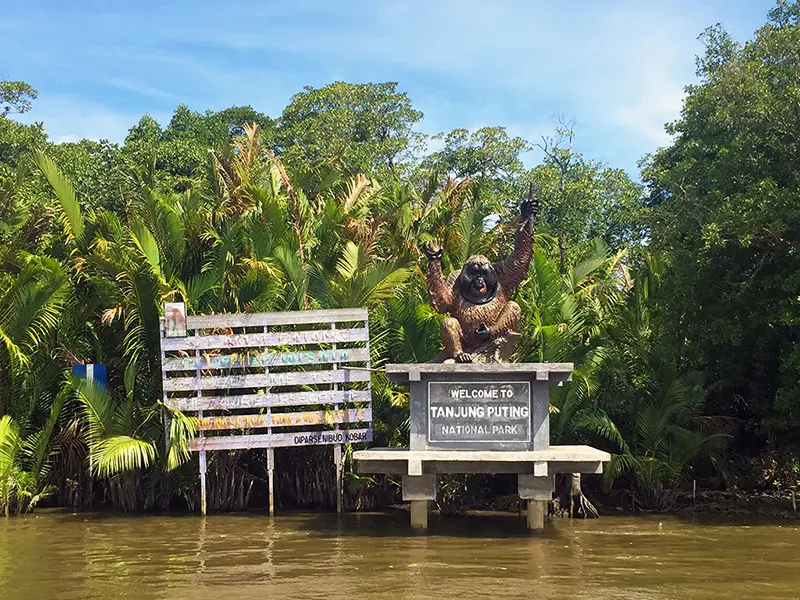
[526,500,546,531]
[403,474,437,531]
[410,500,429,529]
[518,473,553,533]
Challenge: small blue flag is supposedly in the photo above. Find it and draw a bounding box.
[72,363,107,387]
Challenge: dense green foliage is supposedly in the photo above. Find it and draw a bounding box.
[1,1,798,515]
[644,0,800,487]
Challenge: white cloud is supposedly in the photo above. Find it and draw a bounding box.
[104,78,183,103]
[165,0,697,154]
[14,94,167,144]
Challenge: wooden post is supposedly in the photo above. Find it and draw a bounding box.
[410,500,428,529]
[334,444,343,514]
[158,316,171,449]
[267,447,275,516]
[195,328,207,516]
[264,324,274,516]
[332,322,343,514]
[199,449,208,516]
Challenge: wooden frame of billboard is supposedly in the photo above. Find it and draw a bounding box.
[159,304,372,515]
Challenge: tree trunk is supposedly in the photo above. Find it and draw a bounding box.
[553,473,599,519]
[558,236,567,274]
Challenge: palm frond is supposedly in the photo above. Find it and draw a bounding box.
[273,245,308,309]
[32,150,84,241]
[90,435,156,478]
[73,377,115,442]
[129,221,164,281]
[0,415,21,516]
[185,271,220,310]
[165,409,199,471]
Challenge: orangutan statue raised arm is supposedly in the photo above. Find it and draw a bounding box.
[421,240,455,314]
[421,189,539,363]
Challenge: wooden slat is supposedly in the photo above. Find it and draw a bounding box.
[163,347,369,372]
[189,428,373,451]
[166,390,371,412]
[163,368,370,392]
[162,327,368,352]
[184,308,368,329]
[198,408,372,431]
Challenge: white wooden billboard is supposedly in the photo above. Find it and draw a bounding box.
[159,304,372,515]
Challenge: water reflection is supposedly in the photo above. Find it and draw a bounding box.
[0,511,798,600]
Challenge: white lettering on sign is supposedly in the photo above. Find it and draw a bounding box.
[427,381,532,444]
[292,430,371,445]
[447,386,515,399]
[429,405,529,419]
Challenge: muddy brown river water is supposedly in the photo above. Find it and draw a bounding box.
[1,510,798,599]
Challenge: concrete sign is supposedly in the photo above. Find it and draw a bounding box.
[427,381,531,443]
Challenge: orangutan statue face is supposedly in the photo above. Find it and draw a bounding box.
[459,255,498,305]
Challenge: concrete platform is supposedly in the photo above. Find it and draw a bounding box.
[355,445,610,532]
[354,445,610,476]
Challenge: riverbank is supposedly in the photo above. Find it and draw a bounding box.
[596,490,799,520]
[672,490,798,519]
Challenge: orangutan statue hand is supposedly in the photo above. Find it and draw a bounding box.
[520,197,539,222]
[520,181,540,222]
[421,240,444,260]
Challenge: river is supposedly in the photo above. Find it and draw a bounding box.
[1,510,798,599]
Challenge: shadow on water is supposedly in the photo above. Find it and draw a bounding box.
[28,506,559,540]
[25,504,798,536]
[288,509,554,539]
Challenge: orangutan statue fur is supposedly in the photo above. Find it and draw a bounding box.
[421,193,538,363]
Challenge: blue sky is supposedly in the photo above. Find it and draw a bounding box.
[1,0,776,177]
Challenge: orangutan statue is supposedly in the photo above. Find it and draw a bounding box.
[421,191,538,363]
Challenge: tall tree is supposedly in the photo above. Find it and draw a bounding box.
[272,82,423,177]
[0,81,46,170]
[532,124,645,262]
[424,126,529,215]
[644,1,800,445]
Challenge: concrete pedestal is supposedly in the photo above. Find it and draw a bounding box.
[355,447,610,533]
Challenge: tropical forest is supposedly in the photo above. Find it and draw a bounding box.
[1,3,799,519]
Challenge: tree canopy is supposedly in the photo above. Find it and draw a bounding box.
[644,1,800,443]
